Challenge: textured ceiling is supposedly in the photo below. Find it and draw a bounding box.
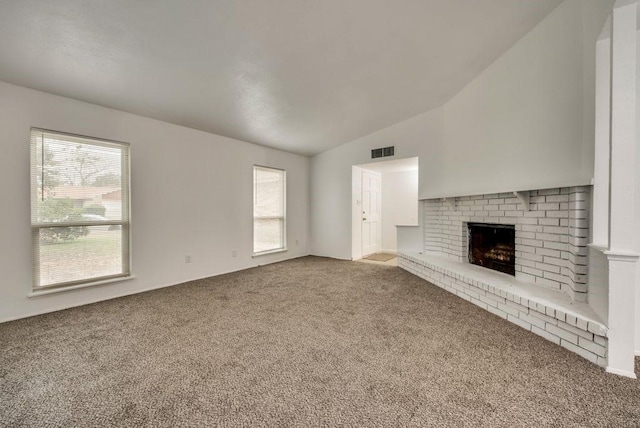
[0,0,562,155]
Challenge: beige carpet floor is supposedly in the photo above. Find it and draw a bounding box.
[1,256,639,427]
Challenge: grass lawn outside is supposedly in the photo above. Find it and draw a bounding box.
[38,228,123,287]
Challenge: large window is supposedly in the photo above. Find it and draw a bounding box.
[253,166,286,255]
[30,129,130,290]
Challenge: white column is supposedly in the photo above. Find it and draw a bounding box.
[592,19,611,247]
[606,0,639,379]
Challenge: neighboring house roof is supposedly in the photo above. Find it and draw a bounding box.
[48,186,120,200]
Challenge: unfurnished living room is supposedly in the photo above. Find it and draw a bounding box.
[1,0,640,426]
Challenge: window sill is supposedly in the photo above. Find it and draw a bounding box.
[252,248,287,258]
[28,275,136,298]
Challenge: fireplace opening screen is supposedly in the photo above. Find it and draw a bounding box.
[467,223,516,275]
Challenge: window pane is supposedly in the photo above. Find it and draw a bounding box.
[33,133,125,224]
[254,218,283,253]
[36,226,126,287]
[254,168,284,217]
[253,166,285,253]
[31,129,130,289]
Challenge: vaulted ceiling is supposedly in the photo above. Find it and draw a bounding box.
[0,0,562,155]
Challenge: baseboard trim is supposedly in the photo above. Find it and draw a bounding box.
[605,367,638,379]
[0,253,311,324]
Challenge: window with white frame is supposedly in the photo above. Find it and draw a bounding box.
[253,166,286,255]
[30,129,131,290]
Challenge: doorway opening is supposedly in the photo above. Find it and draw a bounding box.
[352,157,419,262]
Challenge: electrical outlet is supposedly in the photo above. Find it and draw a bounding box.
[185,255,192,264]
[232,250,237,258]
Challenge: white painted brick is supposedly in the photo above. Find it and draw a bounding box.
[515,272,536,283]
[517,245,538,254]
[578,337,606,357]
[519,259,537,269]
[546,324,578,344]
[507,314,531,331]
[504,300,528,313]
[520,313,546,329]
[560,340,598,364]
[576,318,588,331]
[518,231,537,239]
[470,297,488,310]
[538,218,560,226]
[530,310,558,325]
[518,252,544,263]
[543,271,570,285]
[536,247,561,258]
[546,194,569,202]
[522,266,544,277]
[479,294,503,308]
[531,325,561,344]
[538,188,561,196]
[534,277,561,289]
[487,305,508,319]
[594,335,606,347]
[587,322,607,336]
[497,302,520,317]
[517,217,539,225]
[535,262,561,274]
[521,239,544,248]
[544,241,569,251]
[536,233,561,242]
[537,202,560,211]
[546,211,569,218]
[556,321,593,340]
[457,292,472,302]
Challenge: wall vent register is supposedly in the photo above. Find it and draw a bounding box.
[371,146,394,159]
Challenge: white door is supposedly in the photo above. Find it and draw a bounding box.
[362,170,381,256]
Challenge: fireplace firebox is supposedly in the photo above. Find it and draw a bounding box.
[467,223,515,275]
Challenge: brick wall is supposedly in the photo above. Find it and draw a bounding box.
[423,187,590,301]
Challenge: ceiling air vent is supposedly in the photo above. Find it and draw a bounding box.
[371,146,394,159]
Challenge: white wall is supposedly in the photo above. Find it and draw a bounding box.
[311,0,612,259]
[436,0,612,198]
[311,108,443,260]
[381,170,418,252]
[0,81,310,322]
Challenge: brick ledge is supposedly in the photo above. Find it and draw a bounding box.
[398,251,607,336]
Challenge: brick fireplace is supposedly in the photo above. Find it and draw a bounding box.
[398,186,609,367]
[423,187,590,301]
